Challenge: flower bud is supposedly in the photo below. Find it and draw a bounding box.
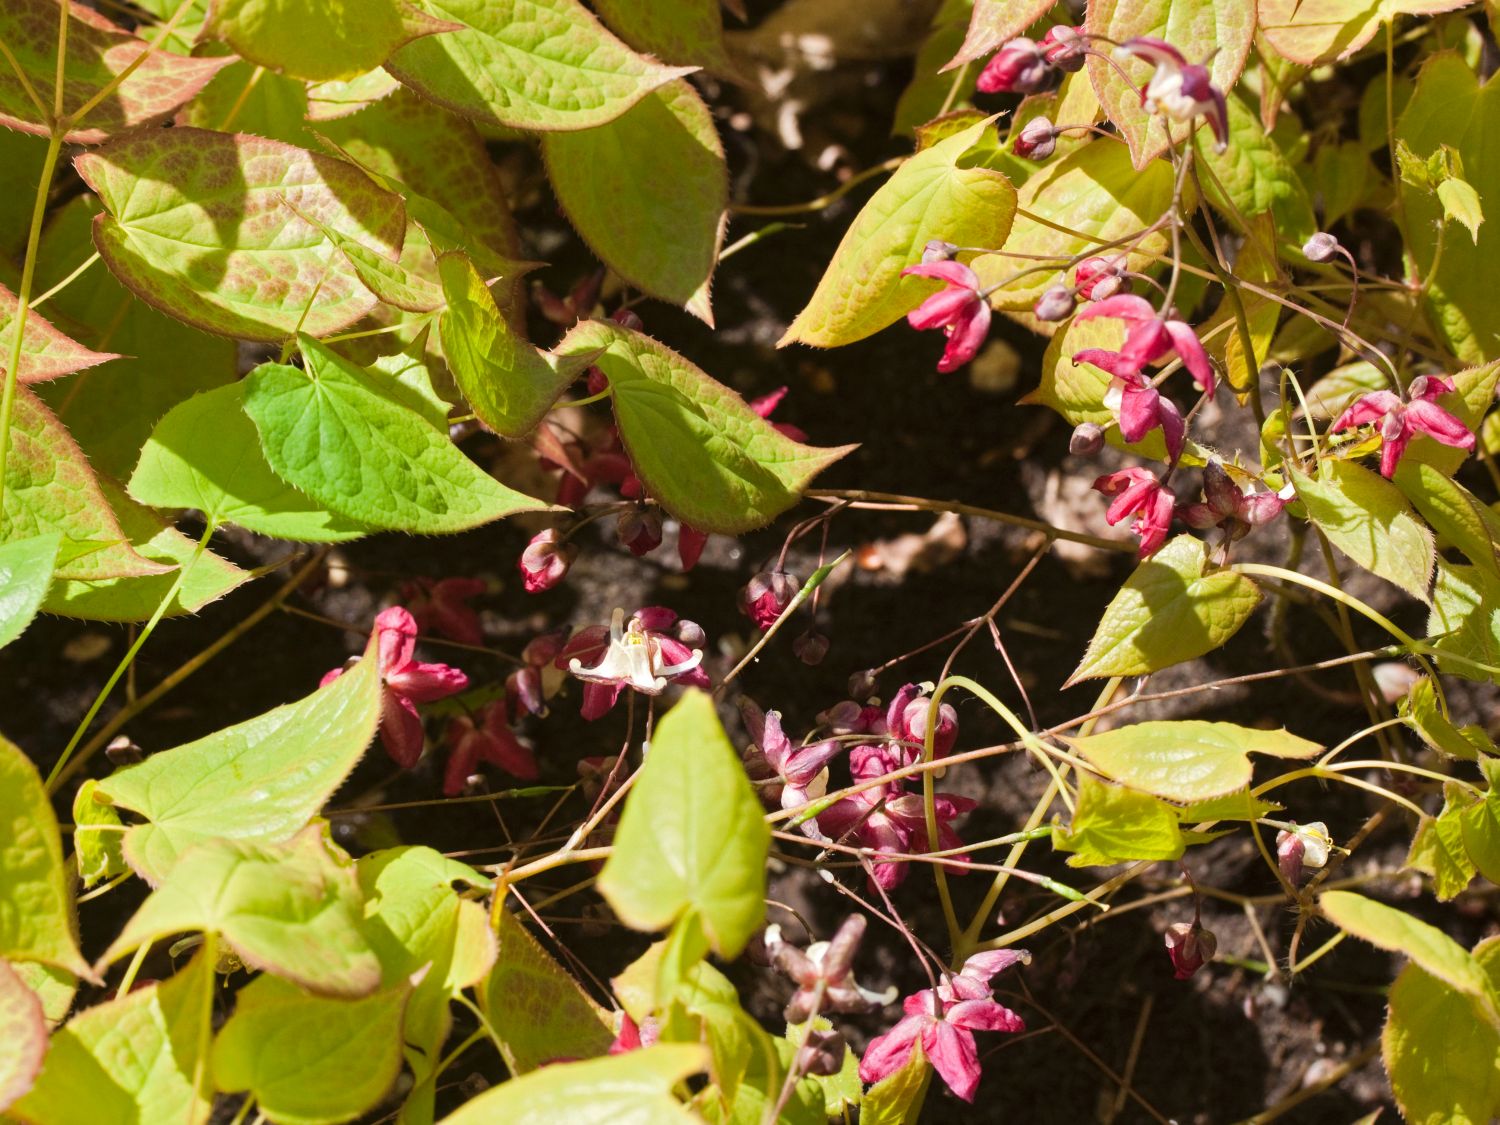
[922,239,959,263]
[1073,255,1127,300]
[793,628,830,665]
[1276,831,1305,885]
[1302,232,1341,263]
[617,507,663,556]
[796,1029,848,1077]
[105,735,144,766]
[740,569,800,630]
[1275,821,1331,885]
[976,37,1053,95]
[847,668,879,700]
[1041,25,1085,71]
[1165,920,1216,979]
[899,694,959,760]
[1014,116,1059,161]
[1033,283,1074,322]
[821,915,866,983]
[610,307,644,331]
[585,366,608,396]
[518,528,576,593]
[1069,421,1105,456]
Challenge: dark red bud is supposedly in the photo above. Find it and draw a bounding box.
[519,528,576,594]
[617,508,663,556]
[796,1029,848,1076]
[1165,920,1216,979]
[740,570,800,630]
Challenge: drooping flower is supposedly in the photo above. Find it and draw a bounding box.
[1013,116,1059,161]
[519,528,577,594]
[555,607,708,720]
[1041,25,1086,71]
[1073,255,1128,301]
[885,683,959,765]
[1073,294,1215,395]
[322,606,469,769]
[762,915,895,1022]
[741,569,800,630]
[443,700,538,796]
[1330,375,1474,477]
[975,37,1053,94]
[740,700,844,816]
[859,950,1029,1102]
[1103,371,1186,462]
[1275,821,1332,885]
[677,523,710,571]
[401,576,487,647]
[617,507,663,557]
[1093,468,1175,558]
[1178,460,1289,539]
[1164,919,1216,979]
[506,630,566,718]
[1117,37,1228,150]
[1032,282,1074,321]
[902,261,992,373]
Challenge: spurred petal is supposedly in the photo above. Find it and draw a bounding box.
[923,1021,983,1102]
[1074,293,1157,324]
[858,1015,925,1086]
[1119,318,1173,371]
[374,606,420,676]
[1331,390,1401,432]
[937,300,991,373]
[554,626,611,669]
[1157,395,1186,462]
[782,739,844,786]
[1119,36,1187,68]
[1163,320,1215,394]
[580,681,624,721]
[959,949,1030,984]
[443,738,480,796]
[387,660,469,703]
[1136,487,1176,558]
[1404,399,1475,451]
[478,727,539,779]
[380,690,426,769]
[946,997,1026,1033]
[902,260,980,289]
[1378,427,1412,478]
[1116,381,1163,444]
[1073,347,1143,379]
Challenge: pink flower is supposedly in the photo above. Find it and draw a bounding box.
[976,37,1053,94]
[902,261,991,373]
[740,700,844,815]
[1073,256,1128,301]
[1330,374,1474,477]
[555,607,709,720]
[1117,37,1228,150]
[607,1013,659,1055]
[1178,460,1289,537]
[401,577,486,647]
[1093,468,1174,558]
[1041,25,1085,71]
[1164,919,1216,980]
[1073,294,1215,395]
[885,683,959,765]
[748,385,809,443]
[617,507,663,556]
[442,700,538,796]
[322,606,468,769]
[859,950,1029,1102]
[1103,372,1186,462]
[519,528,577,594]
[740,569,800,630]
[506,630,566,718]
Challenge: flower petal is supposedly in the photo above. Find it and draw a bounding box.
[859,1015,926,1087]
[1073,347,1142,379]
[1405,399,1475,451]
[937,301,992,372]
[1331,391,1401,432]
[380,690,426,769]
[946,998,1025,1033]
[1163,320,1215,394]
[923,1021,983,1102]
[902,260,980,289]
[1074,293,1156,324]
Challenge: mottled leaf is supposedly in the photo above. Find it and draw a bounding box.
[942,0,1052,70]
[207,0,454,82]
[1260,0,1473,65]
[1194,93,1317,247]
[0,282,118,385]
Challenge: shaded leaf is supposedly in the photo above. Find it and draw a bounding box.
[1427,560,1500,682]
[1459,760,1500,884]
[71,780,127,892]
[1395,460,1500,581]
[1194,93,1317,247]
[593,0,737,73]
[206,0,454,82]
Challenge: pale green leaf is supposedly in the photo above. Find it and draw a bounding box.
[10,961,75,1030]
[781,119,1016,348]
[482,906,614,1074]
[893,13,978,138]
[242,335,549,533]
[307,69,403,120]
[543,80,726,323]
[387,0,694,132]
[555,319,853,534]
[301,208,445,313]
[0,957,47,1112]
[129,383,368,542]
[1401,675,1484,760]
[1459,760,1500,884]
[1052,774,1186,867]
[1068,535,1261,683]
[597,690,770,957]
[212,973,411,1125]
[207,0,453,82]
[0,533,58,650]
[860,1038,928,1125]
[0,735,89,977]
[1395,460,1500,580]
[437,253,594,438]
[1194,94,1317,247]
[1438,176,1485,242]
[76,128,407,341]
[439,1044,707,1125]
[102,829,381,998]
[1383,954,1500,1124]
[1428,560,1500,682]
[94,635,381,884]
[1290,461,1435,601]
[1066,721,1319,804]
[72,779,128,892]
[1087,0,1254,167]
[1176,789,1282,823]
[0,0,231,143]
[1261,0,1475,65]
[1407,790,1478,901]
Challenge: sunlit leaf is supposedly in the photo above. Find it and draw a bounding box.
[387,0,694,132]
[597,690,770,957]
[1401,675,1487,760]
[556,320,854,534]
[1459,759,1500,884]
[94,635,380,884]
[206,0,454,81]
[1408,791,1478,901]
[72,780,128,892]
[306,69,403,120]
[1260,0,1473,66]
[76,129,407,341]
[1068,535,1261,683]
[1193,93,1317,248]
[1290,461,1436,601]
[781,118,1016,348]
[1395,460,1500,580]
[0,532,58,650]
[11,961,75,1030]
[1428,560,1500,682]
[941,0,1052,70]
[1052,774,1186,867]
[1384,947,1500,1125]
[0,282,118,385]
[0,958,47,1112]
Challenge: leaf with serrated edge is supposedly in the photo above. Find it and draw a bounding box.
[0,281,118,384]
[207,0,454,82]
[94,633,379,885]
[129,383,368,542]
[439,1045,708,1125]
[1052,775,1185,867]
[1068,535,1261,683]
[942,0,1052,69]
[1459,761,1500,884]
[211,973,411,1125]
[544,80,726,323]
[243,336,549,532]
[0,533,58,650]
[1290,461,1435,602]
[1066,721,1319,804]
[0,0,231,143]
[288,201,444,313]
[1193,94,1316,247]
[971,137,1175,323]
[1427,560,1500,682]
[0,958,46,1112]
[1087,0,1253,168]
[1260,0,1472,66]
[72,780,128,892]
[76,128,406,341]
[1384,953,1500,1125]
[307,69,403,120]
[597,690,770,957]
[439,253,594,439]
[0,735,89,977]
[5,388,169,582]
[483,907,614,1075]
[10,950,213,1125]
[1408,796,1477,901]
[557,320,855,534]
[387,0,695,132]
[780,118,1015,348]
[102,829,381,997]
[1395,460,1500,581]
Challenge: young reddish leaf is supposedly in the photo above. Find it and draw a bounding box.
[1259,0,1473,66]
[206,0,456,82]
[75,128,406,341]
[543,80,727,324]
[0,958,47,1112]
[593,0,739,74]
[439,253,596,438]
[941,0,1053,71]
[4,387,169,582]
[0,0,231,143]
[386,0,695,132]
[557,319,855,534]
[0,282,118,384]
[780,118,1016,349]
[1085,0,1253,169]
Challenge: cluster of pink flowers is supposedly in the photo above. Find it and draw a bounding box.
[1331,374,1473,477]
